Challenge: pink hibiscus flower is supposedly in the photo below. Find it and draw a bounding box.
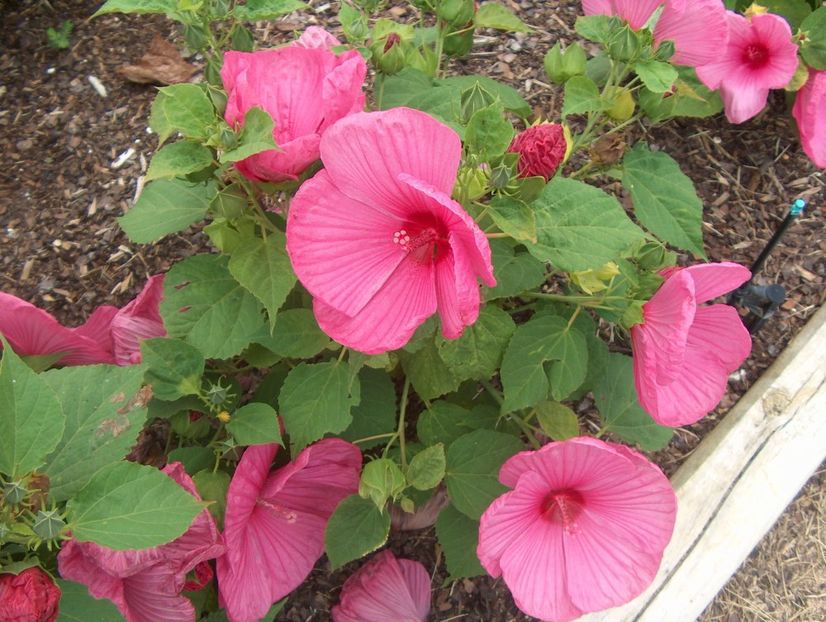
[631,262,752,427]
[477,437,677,622]
[696,11,798,123]
[286,108,496,354]
[221,31,367,183]
[582,0,728,67]
[57,463,225,622]
[792,69,826,168]
[216,439,361,622]
[0,275,166,367]
[293,25,342,50]
[331,550,431,622]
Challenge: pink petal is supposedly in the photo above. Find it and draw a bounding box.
[749,13,798,89]
[120,567,195,622]
[332,550,430,622]
[0,292,115,366]
[654,0,729,67]
[792,70,826,168]
[695,11,749,90]
[233,133,321,183]
[293,26,341,49]
[319,108,462,218]
[585,0,663,29]
[110,275,166,365]
[581,0,612,17]
[286,169,407,318]
[681,262,750,304]
[631,325,661,418]
[319,52,367,133]
[687,305,751,371]
[73,305,118,354]
[719,81,771,124]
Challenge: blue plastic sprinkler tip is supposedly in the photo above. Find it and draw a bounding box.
[791,199,807,216]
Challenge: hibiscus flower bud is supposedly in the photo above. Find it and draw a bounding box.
[507,123,569,181]
[32,509,66,541]
[544,42,587,84]
[0,567,61,622]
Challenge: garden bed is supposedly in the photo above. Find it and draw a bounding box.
[1,0,824,620]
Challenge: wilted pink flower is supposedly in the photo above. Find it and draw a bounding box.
[286,108,496,354]
[696,12,798,123]
[293,26,342,50]
[477,437,677,622]
[217,439,361,622]
[0,566,61,622]
[332,550,431,622]
[0,275,165,367]
[508,123,568,181]
[792,69,826,168]
[57,463,224,622]
[631,262,752,427]
[582,0,662,30]
[221,33,367,183]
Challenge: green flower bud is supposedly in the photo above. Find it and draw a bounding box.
[443,28,474,58]
[544,43,587,84]
[3,481,27,506]
[436,0,475,26]
[608,25,642,62]
[32,509,66,541]
[371,34,407,75]
[604,86,636,122]
[490,164,512,189]
[461,83,497,123]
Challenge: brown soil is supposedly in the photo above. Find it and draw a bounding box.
[1,1,823,621]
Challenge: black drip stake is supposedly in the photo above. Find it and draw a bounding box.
[727,199,807,334]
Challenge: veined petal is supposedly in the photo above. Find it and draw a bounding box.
[654,0,728,67]
[286,169,406,318]
[682,262,750,304]
[719,80,770,124]
[319,51,367,133]
[120,567,195,622]
[631,325,661,419]
[687,304,751,372]
[609,0,663,29]
[293,26,341,50]
[73,305,117,355]
[749,12,798,89]
[234,133,322,183]
[581,0,612,17]
[397,558,432,619]
[792,70,826,168]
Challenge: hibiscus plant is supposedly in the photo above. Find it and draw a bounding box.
[1,1,823,621]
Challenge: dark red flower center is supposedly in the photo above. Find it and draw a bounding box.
[742,43,769,69]
[542,489,585,533]
[393,218,449,265]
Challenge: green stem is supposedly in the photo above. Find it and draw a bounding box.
[567,305,582,330]
[434,21,446,78]
[397,378,411,469]
[353,432,397,445]
[511,414,541,450]
[480,378,504,407]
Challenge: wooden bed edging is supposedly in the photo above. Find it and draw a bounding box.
[580,303,826,622]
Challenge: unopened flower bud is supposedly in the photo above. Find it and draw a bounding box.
[570,262,620,295]
[437,0,475,26]
[3,481,27,505]
[461,82,497,122]
[32,509,65,541]
[507,123,569,181]
[608,25,641,62]
[604,86,636,122]
[217,410,232,423]
[0,567,61,622]
[490,164,513,189]
[544,42,587,84]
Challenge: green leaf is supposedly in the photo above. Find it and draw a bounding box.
[484,239,546,301]
[233,0,306,21]
[399,339,461,401]
[575,15,616,43]
[161,254,266,359]
[42,365,147,502]
[66,461,204,549]
[801,8,826,70]
[118,179,215,244]
[623,143,706,257]
[435,504,485,579]
[464,104,515,160]
[437,305,516,382]
[220,107,278,163]
[380,68,435,109]
[254,308,329,359]
[634,60,678,93]
[228,231,296,330]
[500,312,587,412]
[487,196,537,243]
[149,83,216,144]
[562,75,605,117]
[593,353,674,451]
[56,579,123,622]
[93,0,175,17]
[445,430,523,519]
[192,469,230,528]
[325,495,390,569]
[168,446,215,476]
[417,401,500,447]
[474,2,531,32]
[226,403,282,446]
[359,458,406,509]
[406,444,446,491]
[638,66,723,122]
[0,339,64,478]
[439,75,531,118]
[527,177,645,271]
[340,367,397,444]
[534,401,579,440]
[278,361,357,450]
[141,338,205,401]
[145,141,214,181]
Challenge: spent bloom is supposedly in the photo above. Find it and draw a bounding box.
[57,463,224,622]
[631,262,752,427]
[221,29,367,183]
[696,11,798,123]
[792,69,826,168]
[286,108,496,354]
[216,439,361,622]
[0,275,166,367]
[508,123,569,181]
[331,550,431,622]
[0,566,61,622]
[478,437,677,622]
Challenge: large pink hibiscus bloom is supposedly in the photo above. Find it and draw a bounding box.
[631,262,752,427]
[332,550,431,622]
[216,439,361,622]
[58,463,224,622]
[0,275,166,367]
[221,30,367,183]
[696,11,798,123]
[478,437,677,622]
[286,108,496,354]
[792,69,826,168]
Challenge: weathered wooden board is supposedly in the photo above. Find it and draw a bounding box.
[581,304,826,622]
